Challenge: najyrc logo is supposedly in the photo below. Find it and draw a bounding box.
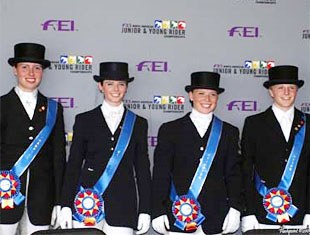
[49,55,93,73]
[301,103,310,113]
[121,20,186,39]
[136,61,169,72]
[213,60,275,77]
[302,30,310,39]
[41,20,76,31]
[124,96,185,114]
[50,97,75,108]
[227,100,258,111]
[228,26,260,38]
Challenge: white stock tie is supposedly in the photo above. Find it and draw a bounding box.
[280,115,291,142]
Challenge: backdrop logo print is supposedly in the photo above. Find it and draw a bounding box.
[50,97,75,108]
[49,55,93,74]
[41,20,76,31]
[148,136,158,147]
[227,100,258,111]
[228,26,259,37]
[213,60,274,77]
[121,20,186,39]
[136,61,169,72]
[302,30,310,39]
[124,96,185,114]
[301,103,310,113]
[255,0,276,4]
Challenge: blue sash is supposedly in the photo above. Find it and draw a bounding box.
[255,114,306,223]
[170,116,223,231]
[0,99,58,209]
[73,110,136,226]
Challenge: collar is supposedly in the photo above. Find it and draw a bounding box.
[272,104,294,123]
[101,100,124,118]
[14,86,38,102]
[190,108,213,122]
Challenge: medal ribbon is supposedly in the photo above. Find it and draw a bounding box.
[255,114,306,222]
[0,99,57,208]
[73,110,136,224]
[170,116,223,230]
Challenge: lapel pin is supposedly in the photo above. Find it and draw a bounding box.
[39,106,46,112]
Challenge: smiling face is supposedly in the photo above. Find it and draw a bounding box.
[268,84,298,111]
[14,62,43,92]
[189,88,218,114]
[98,80,128,106]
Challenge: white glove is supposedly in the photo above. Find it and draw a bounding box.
[222,207,241,234]
[136,213,151,234]
[151,215,170,235]
[50,205,61,228]
[59,207,73,229]
[241,215,259,233]
[303,214,310,228]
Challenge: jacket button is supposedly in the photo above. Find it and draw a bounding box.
[110,147,114,151]
[111,137,114,141]
[28,126,34,131]
[200,146,204,151]
[29,136,34,140]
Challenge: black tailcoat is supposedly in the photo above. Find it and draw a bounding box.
[241,107,310,225]
[61,106,151,228]
[0,89,66,225]
[152,113,242,234]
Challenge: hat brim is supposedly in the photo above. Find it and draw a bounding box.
[8,58,51,69]
[263,79,304,89]
[93,75,134,83]
[185,85,225,94]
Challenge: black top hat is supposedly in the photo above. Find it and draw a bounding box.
[263,65,304,89]
[8,43,51,69]
[93,62,134,83]
[185,71,225,94]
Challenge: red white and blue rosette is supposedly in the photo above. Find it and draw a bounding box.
[263,187,297,223]
[172,194,205,231]
[73,187,105,226]
[0,170,24,209]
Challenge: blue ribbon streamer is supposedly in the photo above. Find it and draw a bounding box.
[73,110,136,223]
[255,114,306,222]
[170,116,223,230]
[0,99,57,206]
[93,110,136,194]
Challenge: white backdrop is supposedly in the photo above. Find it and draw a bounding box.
[1,0,309,234]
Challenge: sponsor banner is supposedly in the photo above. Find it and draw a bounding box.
[121,20,186,39]
[49,55,93,73]
[213,60,275,77]
[124,96,185,114]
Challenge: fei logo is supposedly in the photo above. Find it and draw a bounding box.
[228,26,259,37]
[136,61,168,72]
[50,97,75,108]
[42,20,75,31]
[227,100,257,111]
